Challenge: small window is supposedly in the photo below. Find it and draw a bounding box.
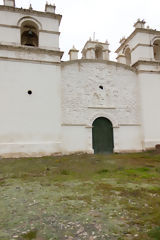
[153,40,160,60]
[21,21,39,47]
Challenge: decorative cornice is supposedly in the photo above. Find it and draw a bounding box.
[131,43,153,53]
[137,70,160,74]
[132,59,160,67]
[132,60,160,73]
[119,124,141,126]
[0,56,61,65]
[0,23,19,29]
[0,44,63,57]
[61,123,141,127]
[40,30,60,35]
[0,5,62,23]
[61,123,85,127]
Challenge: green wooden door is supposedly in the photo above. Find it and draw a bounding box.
[92,117,114,154]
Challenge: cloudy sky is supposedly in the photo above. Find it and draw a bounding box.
[1,0,160,60]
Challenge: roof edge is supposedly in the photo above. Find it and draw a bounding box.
[0,5,62,23]
[61,59,136,72]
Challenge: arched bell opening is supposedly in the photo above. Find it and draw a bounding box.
[95,46,103,60]
[153,39,160,60]
[21,21,39,47]
[124,47,131,66]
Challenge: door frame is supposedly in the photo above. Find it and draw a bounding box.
[92,117,114,154]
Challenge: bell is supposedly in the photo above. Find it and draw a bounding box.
[28,30,33,36]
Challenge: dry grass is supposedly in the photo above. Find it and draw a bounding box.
[0,152,160,239]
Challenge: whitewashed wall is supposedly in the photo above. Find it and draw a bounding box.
[61,126,92,154]
[0,5,62,157]
[0,59,62,157]
[61,60,142,153]
[138,70,160,150]
[1,4,159,156]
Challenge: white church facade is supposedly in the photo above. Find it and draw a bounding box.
[0,0,160,157]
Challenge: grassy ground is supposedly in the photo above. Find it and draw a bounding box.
[0,152,160,240]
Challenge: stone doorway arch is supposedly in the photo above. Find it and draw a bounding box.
[92,117,114,154]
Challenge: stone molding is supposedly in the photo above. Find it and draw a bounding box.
[119,124,141,126]
[87,112,119,128]
[40,29,60,35]
[0,5,62,23]
[0,44,63,57]
[0,23,60,35]
[0,56,61,65]
[61,123,85,126]
[137,70,160,73]
[150,35,160,45]
[131,43,153,53]
[133,59,160,67]
[0,23,19,29]
[61,121,141,128]
[17,16,42,30]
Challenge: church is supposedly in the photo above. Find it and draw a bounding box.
[0,0,160,157]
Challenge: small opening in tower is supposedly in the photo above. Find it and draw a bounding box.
[99,85,103,90]
[21,21,39,47]
[28,90,32,95]
[124,47,131,65]
[153,39,160,60]
[95,47,103,60]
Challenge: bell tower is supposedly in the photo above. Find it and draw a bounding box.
[82,39,110,60]
[115,19,160,66]
[116,19,160,151]
[0,1,63,157]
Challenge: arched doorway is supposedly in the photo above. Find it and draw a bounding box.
[92,117,114,154]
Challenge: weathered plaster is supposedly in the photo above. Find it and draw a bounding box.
[0,3,159,156]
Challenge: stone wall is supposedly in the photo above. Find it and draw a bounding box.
[61,59,142,153]
[61,60,140,127]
